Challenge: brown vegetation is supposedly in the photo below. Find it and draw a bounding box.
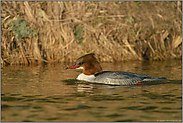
[1,1,182,66]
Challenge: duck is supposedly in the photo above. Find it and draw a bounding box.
[66,53,166,85]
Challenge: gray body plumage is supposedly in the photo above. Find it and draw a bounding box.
[93,71,166,85]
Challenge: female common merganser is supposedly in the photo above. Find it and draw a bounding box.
[66,53,166,85]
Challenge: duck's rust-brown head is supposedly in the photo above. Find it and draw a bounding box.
[66,53,102,75]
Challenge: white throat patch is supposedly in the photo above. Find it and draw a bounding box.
[76,66,84,69]
[76,73,95,82]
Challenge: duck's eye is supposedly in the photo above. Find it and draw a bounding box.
[78,62,84,66]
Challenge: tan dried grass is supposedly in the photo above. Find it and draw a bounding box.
[1,1,182,66]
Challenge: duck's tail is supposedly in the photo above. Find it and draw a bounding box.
[143,77,166,81]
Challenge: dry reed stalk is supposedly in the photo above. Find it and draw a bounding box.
[24,1,36,23]
[146,40,155,54]
[160,32,167,51]
[14,37,28,64]
[1,58,4,67]
[122,36,141,60]
[172,36,182,49]
[32,36,41,60]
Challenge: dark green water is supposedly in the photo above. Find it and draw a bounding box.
[1,60,182,122]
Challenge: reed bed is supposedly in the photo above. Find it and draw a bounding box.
[1,1,182,66]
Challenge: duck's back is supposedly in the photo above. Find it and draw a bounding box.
[94,71,165,85]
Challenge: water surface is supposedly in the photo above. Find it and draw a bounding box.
[1,60,182,122]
